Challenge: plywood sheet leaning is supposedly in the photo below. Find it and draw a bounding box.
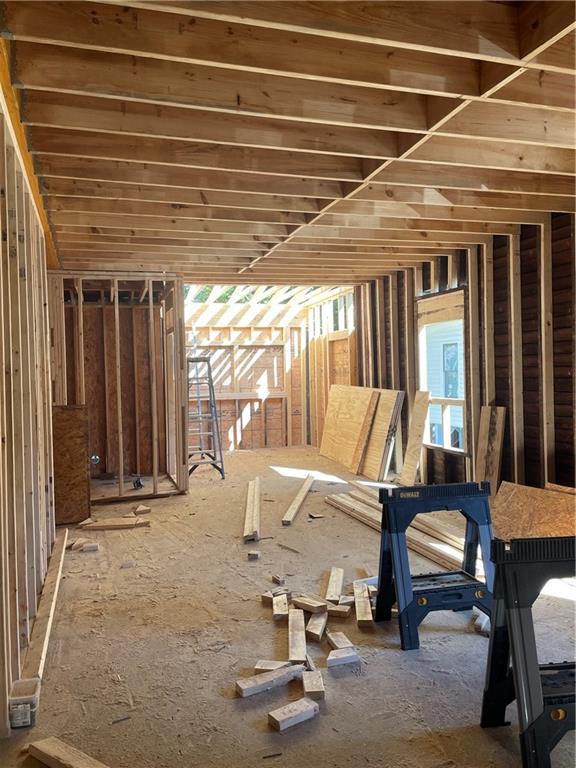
[243,477,261,542]
[475,405,506,495]
[491,482,576,540]
[361,389,404,481]
[282,475,314,525]
[28,736,110,768]
[52,405,90,524]
[397,391,430,486]
[320,385,379,473]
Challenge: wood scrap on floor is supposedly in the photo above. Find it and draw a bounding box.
[475,405,506,494]
[324,566,344,603]
[22,530,68,682]
[397,390,429,486]
[361,389,404,481]
[352,581,373,627]
[134,504,151,514]
[268,697,319,731]
[254,660,292,674]
[327,648,361,667]
[305,611,328,642]
[292,596,327,614]
[247,550,261,561]
[326,631,353,650]
[79,517,150,531]
[272,594,289,621]
[281,474,314,526]
[320,385,379,473]
[288,609,307,663]
[302,670,325,700]
[28,736,110,768]
[243,477,261,542]
[236,664,305,698]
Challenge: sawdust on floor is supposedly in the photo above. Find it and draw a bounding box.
[1,447,574,768]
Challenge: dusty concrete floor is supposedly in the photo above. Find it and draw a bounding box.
[1,447,574,768]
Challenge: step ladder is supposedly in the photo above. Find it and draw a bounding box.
[187,356,225,480]
[481,536,575,768]
[374,482,494,650]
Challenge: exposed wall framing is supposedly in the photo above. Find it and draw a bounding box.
[48,274,188,502]
[0,112,54,738]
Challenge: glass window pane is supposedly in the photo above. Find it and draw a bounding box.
[446,405,464,449]
[428,403,443,446]
[419,319,465,399]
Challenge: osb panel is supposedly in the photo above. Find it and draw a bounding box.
[361,389,404,481]
[320,385,379,472]
[492,481,575,539]
[52,405,90,524]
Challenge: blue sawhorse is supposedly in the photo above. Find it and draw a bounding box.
[375,482,495,650]
[481,536,575,768]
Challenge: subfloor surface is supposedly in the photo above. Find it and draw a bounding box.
[1,447,574,768]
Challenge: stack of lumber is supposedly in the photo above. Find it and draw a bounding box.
[325,485,474,573]
[320,384,404,480]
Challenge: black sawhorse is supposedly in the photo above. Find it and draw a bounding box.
[481,536,575,768]
[375,482,495,650]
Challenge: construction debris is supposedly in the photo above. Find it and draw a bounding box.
[292,596,327,614]
[305,611,328,642]
[326,631,353,650]
[236,664,305,698]
[28,737,110,768]
[135,504,151,514]
[243,477,261,542]
[272,574,285,585]
[247,550,261,561]
[272,594,289,621]
[254,660,292,674]
[268,697,319,731]
[302,670,325,700]
[281,475,314,526]
[327,648,361,667]
[78,517,150,531]
[288,609,307,663]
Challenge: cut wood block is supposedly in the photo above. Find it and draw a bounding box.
[268,697,319,731]
[247,550,261,561]
[122,511,136,518]
[28,737,110,768]
[135,504,151,514]
[80,517,150,531]
[338,596,354,606]
[282,475,314,525]
[302,670,325,701]
[353,581,373,627]
[254,660,292,674]
[305,611,328,642]
[308,513,324,519]
[243,477,261,542]
[81,542,99,553]
[235,664,304,698]
[262,587,291,606]
[326,631,354,650]
[327,603,351,618]
[324,566,345,603]
[272,574,285,585]
[272,593,289,621]
[305,653,317,672]
[70,537,90,551]
[327,648,361,667]
[292,596,328,614]
[288,609,307,664]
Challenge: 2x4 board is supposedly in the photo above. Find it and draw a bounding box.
[361,389,404,481]
[319,385,379,473]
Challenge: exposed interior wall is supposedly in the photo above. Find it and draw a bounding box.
[0,113,54,737]
[355,217,576,490]
[48,276,188,502]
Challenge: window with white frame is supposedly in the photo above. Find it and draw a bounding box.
[417,292,467,452]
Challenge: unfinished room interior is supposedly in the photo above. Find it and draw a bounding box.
[0,1,574,766]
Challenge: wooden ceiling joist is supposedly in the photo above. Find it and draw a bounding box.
[0,0,573,284]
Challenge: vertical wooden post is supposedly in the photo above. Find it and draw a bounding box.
[173,280,188,492]
[466,247,481,480]
[375,277,386,388]
[74,278,85,404]
[283,326,292,447]
[148,280,159,493]
[539,217,555,483]
[509,231,525,484]
[113,279,124,496]
[482,240,496,405]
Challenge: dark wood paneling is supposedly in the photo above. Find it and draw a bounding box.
[520,225,543,487]
[551,212,575,486]
[492,235,513,482]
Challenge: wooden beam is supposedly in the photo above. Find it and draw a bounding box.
[508,232,525,484]
[113,278,124,496]
[539,217,555,483]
